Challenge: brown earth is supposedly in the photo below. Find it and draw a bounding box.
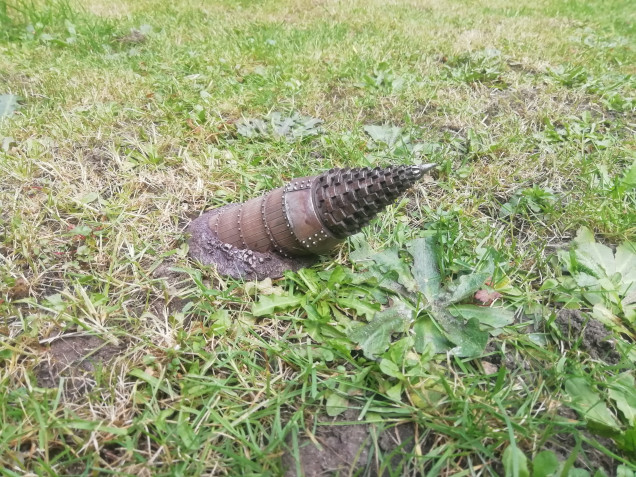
[35,335,122,398]
[282,409,417,477]
[555,309,621,364]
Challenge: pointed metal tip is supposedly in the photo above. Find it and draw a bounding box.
[409,163,437,178]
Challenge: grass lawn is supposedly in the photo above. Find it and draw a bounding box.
[1,0,635,475]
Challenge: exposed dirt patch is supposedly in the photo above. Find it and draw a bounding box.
[35,335,122,397]
[82,146,115,175]
[482,86,540,125]
[282,410,417,477]
[27,268,68,300]
[483,333,535,372]
[7,277,30,300]
[555,309,621,364]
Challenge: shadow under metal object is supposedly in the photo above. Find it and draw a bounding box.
[188,164,436,279]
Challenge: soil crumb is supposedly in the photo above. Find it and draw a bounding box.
[555,309,621,364]
[188,207,315,280]
[35,335,121,397]
[282,410,416,477]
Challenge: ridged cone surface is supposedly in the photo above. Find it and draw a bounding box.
[313,165,425,238]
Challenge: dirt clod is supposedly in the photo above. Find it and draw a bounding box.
[35,335,122,397]
[555,309,621,364]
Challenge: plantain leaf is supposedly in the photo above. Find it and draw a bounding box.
[448,304,515,330]
[619,159,636,192]
[556,229,636,336]
[565,377,621,431]
[532,450,559,477]
[407,237,441,302]
[363,124,403,147]
[502,445,530,477]
[617,464,635,477]
[431,309,488,357]
[325,392,349,417]
[336,295,381,320]
[252,294,303,317]
[436,269,492,306]
[615,241,636,285]
[350,238,418,293]
[349,236,495,357]
[608,372,636,426]
[236,112,323,141]
[348,299,412,359]
[209,309,231,334]
[413,314,452,354]
[572,227,615,277]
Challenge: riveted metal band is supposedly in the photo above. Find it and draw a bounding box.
[262,187,291,257]
[280,187,314,256]
[284,183,343,254]
[284,175,314,193]
[239,195,272,252]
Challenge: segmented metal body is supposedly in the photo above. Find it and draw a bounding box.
[208,165,434,257]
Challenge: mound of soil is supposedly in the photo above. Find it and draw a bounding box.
[281,409,416,477]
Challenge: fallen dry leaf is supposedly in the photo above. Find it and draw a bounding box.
[474,288,502,306]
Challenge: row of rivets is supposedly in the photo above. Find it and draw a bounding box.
[261,192,290,258]
[237,204,247,249]
[284,181,312,192]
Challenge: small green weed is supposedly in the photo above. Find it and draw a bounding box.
[444,48,507,86]
[0,94,21,118]
[499,186,557,220]
[549,64,590,88]
[356,62,406,92]
[546,227,636,337]
[236,112,323,142]
[539,112,614,151]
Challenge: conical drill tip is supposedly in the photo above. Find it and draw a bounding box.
[408,163,437,179]
[313,165,434,239]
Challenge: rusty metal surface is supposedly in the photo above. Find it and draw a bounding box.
[284,186,342,255]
